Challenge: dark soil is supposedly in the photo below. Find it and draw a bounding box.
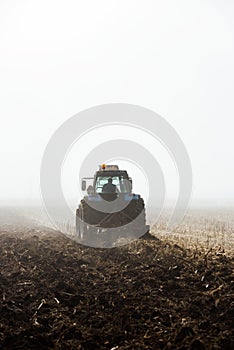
[0,216,233,349]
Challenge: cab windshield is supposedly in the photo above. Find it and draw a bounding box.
[95,176,129,193]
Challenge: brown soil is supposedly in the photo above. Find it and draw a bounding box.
[0,214,233,349]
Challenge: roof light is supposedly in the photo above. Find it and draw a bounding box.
[99,164,119,170]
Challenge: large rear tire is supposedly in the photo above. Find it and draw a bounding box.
[121,197,146,227]
[76,205,88,239]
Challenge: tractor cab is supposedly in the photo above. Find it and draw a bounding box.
[81,164,132,194]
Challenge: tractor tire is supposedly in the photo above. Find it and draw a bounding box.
[121,197,146,226]
[76,199,99,239]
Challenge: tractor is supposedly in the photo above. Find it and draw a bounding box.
[76,164,149,243]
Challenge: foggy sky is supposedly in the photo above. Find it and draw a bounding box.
[0,0,234,207]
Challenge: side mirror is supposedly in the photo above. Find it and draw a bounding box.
[81,180,86,191]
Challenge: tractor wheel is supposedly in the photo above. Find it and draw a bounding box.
[122,197,146,226]
[75,204,88,239]
[75,208,80,238]
[77,199,100,239]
